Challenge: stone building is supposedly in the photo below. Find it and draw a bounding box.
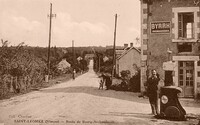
[140,0,200,98]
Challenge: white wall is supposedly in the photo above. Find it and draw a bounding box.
[117,49,140,77]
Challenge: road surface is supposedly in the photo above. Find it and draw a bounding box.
[0,60,199,125]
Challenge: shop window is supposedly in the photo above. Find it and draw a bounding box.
[178,13,194,39]
[177,43,192,53]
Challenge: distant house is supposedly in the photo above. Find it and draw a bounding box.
[116,43,134,59]
[116,46,141,77]
[115,49,125,59]
[103,56,109,62]
[57,59,71,71]
[85,54,95,60]
[61,49,68,54]
[77,56,83,62]
[106,43,134,58]
[105,45,124,56]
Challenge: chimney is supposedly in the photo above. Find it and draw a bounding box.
[130,43,133,47]
[124,43,128,49]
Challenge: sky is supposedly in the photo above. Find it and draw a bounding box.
[0,0,141,47]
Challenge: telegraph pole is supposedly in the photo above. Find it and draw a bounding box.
[72,40,75,69]
[72,40,76,79]
[47,3,56,82]
[98,54,100,72]
[111,14,118,83]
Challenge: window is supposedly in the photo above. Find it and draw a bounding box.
[172,7,199,42]
[198,61,200,66]
[186,61,194,67]
[178,13,194,39]
[177,43,192,53]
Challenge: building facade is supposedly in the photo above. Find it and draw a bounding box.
[140,0,200,98]
[116,46,141,77]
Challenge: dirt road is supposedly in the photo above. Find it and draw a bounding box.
[0,60,199,125]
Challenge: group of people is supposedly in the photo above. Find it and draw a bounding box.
[98,73,112,90]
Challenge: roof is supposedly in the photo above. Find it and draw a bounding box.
[57,59,71,69]
[117,46,141,60]
[103,56,109,62]
[77,56,83,61]
[115,49,125,59]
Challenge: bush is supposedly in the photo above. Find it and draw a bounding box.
[100,65,112,74]
[0,41,47,98]
[120,70,130,78]
[129,71,141,92]
[110,70,141,92]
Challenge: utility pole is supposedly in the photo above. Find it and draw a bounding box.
[47,3,56,82]
[72,40,75,69]
[111,14,118,83]
[72,40,76,79]
[98,54,100,72]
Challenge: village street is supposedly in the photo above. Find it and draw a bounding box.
[0,60,200,125]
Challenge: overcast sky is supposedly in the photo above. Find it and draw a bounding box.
[0,0,140,47]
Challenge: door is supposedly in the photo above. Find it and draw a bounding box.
[178,61,194,97]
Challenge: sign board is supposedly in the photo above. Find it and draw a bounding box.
[163,61,175,71]
[186,73,192,78]
[151,21,171,34]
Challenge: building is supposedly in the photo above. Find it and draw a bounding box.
[116,46,141,77]
[84,54,95,60]
[105,45,125,57]
[103,56,109,62]
[115,43,135,59]
[77,56,83,62]
[57,59,71,71]
[140,0,200,98]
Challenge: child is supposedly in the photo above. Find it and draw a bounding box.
[99,73,105,90]
[99,79,104,90]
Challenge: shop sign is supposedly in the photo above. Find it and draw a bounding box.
[163,61,175,71]
[151,21,171,34]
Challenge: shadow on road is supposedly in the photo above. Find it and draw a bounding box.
[101,112,163,125]
[40,86,149,104]
[101,112,197,125]
[103,112,154,119]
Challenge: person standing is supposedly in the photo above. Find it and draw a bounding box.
[147,69,160,116]
[72,69,76,80]
[105,75,112,90]
[99,73,105,90]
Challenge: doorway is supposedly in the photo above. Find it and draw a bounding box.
[178,61,194,97]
